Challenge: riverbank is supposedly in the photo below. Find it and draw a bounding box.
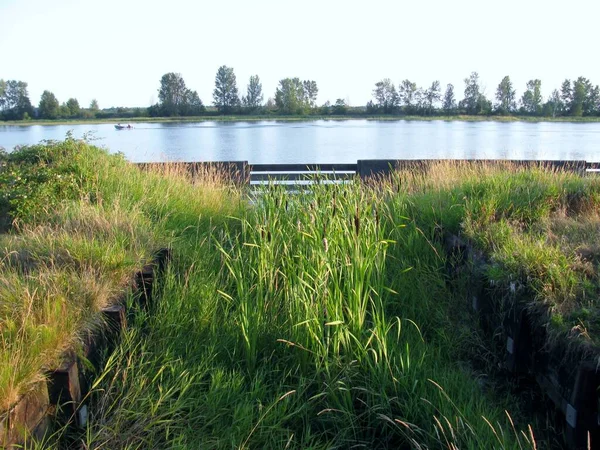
[4,142,600,447]
[3,114,600,126]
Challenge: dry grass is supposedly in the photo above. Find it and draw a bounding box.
[0,200,160,411]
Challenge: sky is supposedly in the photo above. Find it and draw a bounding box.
[1,0,599,109]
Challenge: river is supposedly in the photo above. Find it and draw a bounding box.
[1,120,599,163]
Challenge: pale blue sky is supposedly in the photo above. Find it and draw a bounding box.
[1,0,598,109]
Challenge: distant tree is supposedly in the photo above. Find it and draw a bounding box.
[442,84,457,114]
[588,84,600,116]
[302,80,319,109]
[521,80,543,115]
[58,103,70,118]
[366,100,376,114]
[0,80,6,111]
[571,77,599,116]
[478,95,493,115]
[320,100,331,115]
[560,79,572,113]
[461,72,483,115]
[423,81,441,115]
[0,80,33,120]
[372,79,398,114]
[275,78,308,114]
[66,98,80,117]
[398,79,418,113]
[38,90,60,119]
[158,73,188,116]
[89,99,99,111]
[543,89,563,118]
[332,98,347,115]
[495,76,516,115]
[242,75,263,111]
[181,90,205,115]
[265,97,276,110]
[213,65,240,114]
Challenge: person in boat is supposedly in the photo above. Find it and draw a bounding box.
[127,124,132,129]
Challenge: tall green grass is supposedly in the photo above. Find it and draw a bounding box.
[12,144,583,448]
[42,168,535,448]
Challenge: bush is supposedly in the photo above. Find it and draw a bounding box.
[0,137,88,226]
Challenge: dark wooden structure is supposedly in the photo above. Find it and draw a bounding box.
[136,159,598,185]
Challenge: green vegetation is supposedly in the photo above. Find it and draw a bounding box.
[2,69,599,122]
[0,140,160,411]
[385,162,600,349]
[5,142,600,448]
[0,139,235,417]
[3,140,544,449]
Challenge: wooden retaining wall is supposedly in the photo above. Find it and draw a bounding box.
[0,248,171,448]
[443,234,599,449]
[136,159,598,185]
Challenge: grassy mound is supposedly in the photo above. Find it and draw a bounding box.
[11,143,597,448]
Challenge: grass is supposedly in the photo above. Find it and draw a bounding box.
[0,140,237,414]
[2,114,600,127]
[10,142,600,448]
[383,161,600,349]
[0,192,162,411]
[23,149,536,449]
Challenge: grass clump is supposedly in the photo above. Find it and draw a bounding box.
[0,198,162,411]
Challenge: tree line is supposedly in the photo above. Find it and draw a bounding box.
[1,69,599,121]
[368,72,600,118]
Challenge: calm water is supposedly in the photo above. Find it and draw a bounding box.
[1,120,599,163]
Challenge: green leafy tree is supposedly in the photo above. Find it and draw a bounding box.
[398,79,418,113]
[588,84,600,116]
[521,80,543,115]
[265,97,276,110]
[571,77,599,116]
[302,80,318,109]
[460,72,487,115]
[89,99,99,111]
[182,90,205,115]
[58,103,70,118]
[158,73,189,116]
[38,90,60,119]
[242,75,263,111]
[213,65,240,114]
[442,84,457,114]
[0,80,33,120]
[275,78,308,115]
[372,79,398,114]
[0,79,6,111]
[423,81,441,115]
[560,79,572,113]
[66,98,80,117]
[332,98,347,115]
[494,76,516,115]
[542,89,563,118]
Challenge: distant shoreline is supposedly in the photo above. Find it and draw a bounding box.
[2,114,600,126]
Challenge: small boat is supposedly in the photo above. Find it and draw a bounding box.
[114,124,133,130]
